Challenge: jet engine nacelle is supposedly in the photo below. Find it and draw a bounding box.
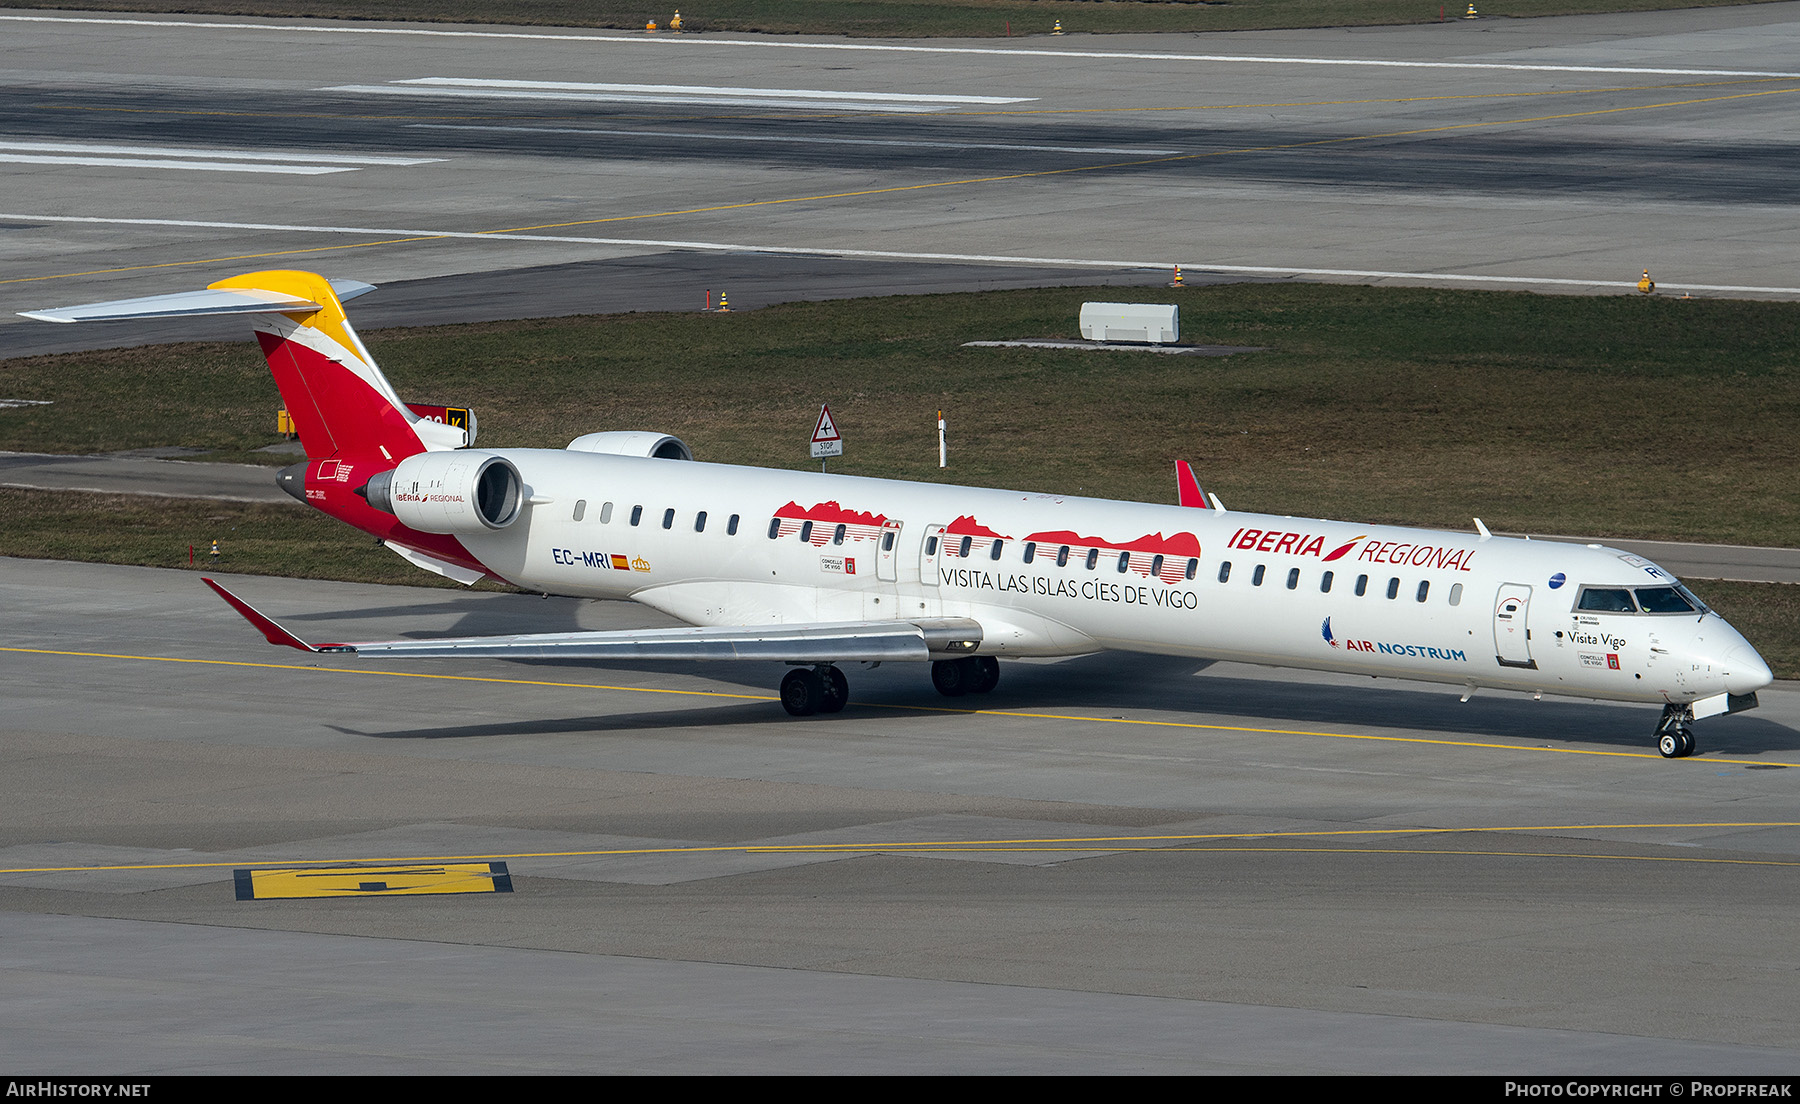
[566,431,694,461]
[361,451,523,534]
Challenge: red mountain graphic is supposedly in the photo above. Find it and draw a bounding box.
[773,501,888,527]
[1025,529,1202,558]
[943,515,1201,558]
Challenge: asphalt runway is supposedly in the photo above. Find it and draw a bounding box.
[2,557,1798,1073]
[3,0,1800,344]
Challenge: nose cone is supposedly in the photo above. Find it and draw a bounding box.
[1723,642,1774,696]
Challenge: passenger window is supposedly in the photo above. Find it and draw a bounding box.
[767,518,781,539]
[1386,577,1400,600]
[1218,561,1231,583]
[728,514,740,536]
[1185,558,1198,580]
[925,535,939,556]
[833,523,847,546]
[1151,554,1164,577]
[630,505,643,526]
[1416,580,1429,602]
[958,535,972,558]
[991,540,1004,561]
[662,508,675,530]
[1636,587,1695,613]
[1320,570,1334,593]
[1023,542,1036,564]
[599,501,613,524]
[1286,567,1299,590]
[882,531,895,552]
[1252,564,1266,586]
[573,499,586,522]
[1085,548,1099,570]
[800,520,814,542]
[1355,574,1368,597]
[1449,583,1462,606]
[1116,551,1130,573]
[1577,587,1637,613]
[1056,545,1071,567]
[695,511,707,533]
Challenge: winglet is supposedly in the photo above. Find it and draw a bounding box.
[1175,461,1208,509]
[202,578,330,652]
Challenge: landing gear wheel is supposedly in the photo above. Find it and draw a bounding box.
[931,659,969,697]
[780,668,824,716]
[1655,705,1697,758]
[1659,730,1697,758]
[818,666,849,714]
[967,656,1000,694]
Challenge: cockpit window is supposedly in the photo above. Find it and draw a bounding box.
[1576,587,1638,613]
[1636,586,1697,614]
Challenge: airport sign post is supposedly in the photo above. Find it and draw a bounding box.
[810,404,842,469]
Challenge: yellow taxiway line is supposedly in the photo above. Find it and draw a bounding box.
[4,822,1798,877]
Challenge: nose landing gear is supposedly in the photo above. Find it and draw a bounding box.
[1655,704,1696,758]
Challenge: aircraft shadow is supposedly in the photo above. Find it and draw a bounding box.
[332,650,1797,757]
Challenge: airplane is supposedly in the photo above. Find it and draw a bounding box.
[23,269,1774,758]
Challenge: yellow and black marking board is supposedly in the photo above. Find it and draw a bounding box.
[234,862,512,901]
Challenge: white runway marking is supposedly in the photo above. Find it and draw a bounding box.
[396,78,1031,107]
[0,141,442,166]
[10,213,1799,298]
[8,14,1800,79]
[324,77,1032,113]
[410,123,1180,157]
[0,154,351,175]
[0,140,443,176]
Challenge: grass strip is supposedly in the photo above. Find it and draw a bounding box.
[4,282,1796,546]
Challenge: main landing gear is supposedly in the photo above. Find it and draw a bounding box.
[931,656,1000,697]
[1655,704,1697,758]
[777,657,1000,716]
[779,665,849,716]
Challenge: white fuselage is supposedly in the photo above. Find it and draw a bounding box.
[455,449,1767,707]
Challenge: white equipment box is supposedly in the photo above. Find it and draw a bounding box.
[1079,302,1179,345]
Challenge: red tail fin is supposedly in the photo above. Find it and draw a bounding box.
[209,271,459,461]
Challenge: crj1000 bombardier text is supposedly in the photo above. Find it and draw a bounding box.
[25,271,1774,757]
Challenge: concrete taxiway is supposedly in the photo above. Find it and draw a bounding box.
[1,557,1797,1073]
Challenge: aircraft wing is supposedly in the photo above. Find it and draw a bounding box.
[202,578,979,664]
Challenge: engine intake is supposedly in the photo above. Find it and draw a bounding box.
[361,452,522,534]
[565,431,693,461]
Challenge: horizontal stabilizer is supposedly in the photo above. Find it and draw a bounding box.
[19,279,376,323]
